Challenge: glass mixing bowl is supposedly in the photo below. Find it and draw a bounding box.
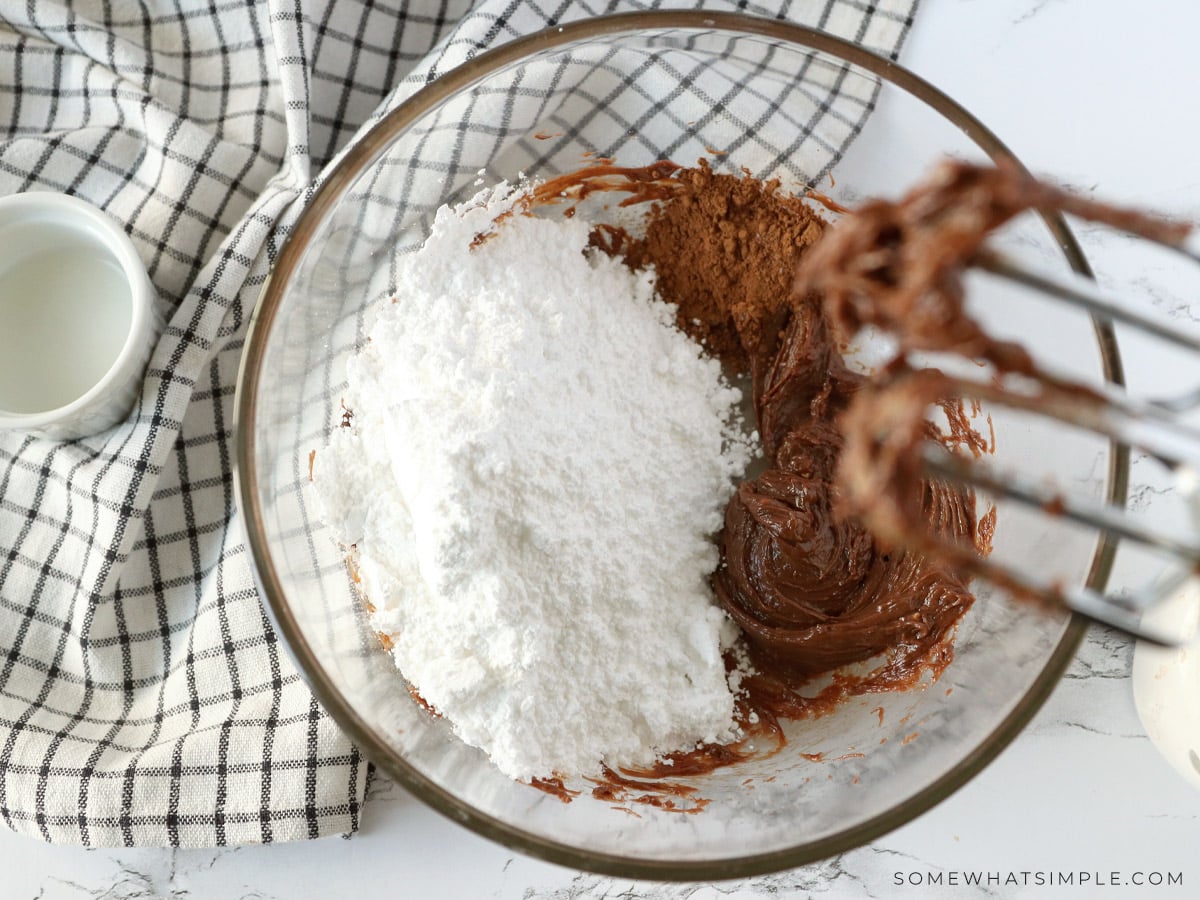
[234,11,1123,879]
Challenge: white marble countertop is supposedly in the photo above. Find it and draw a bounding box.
[6,0,1200,897]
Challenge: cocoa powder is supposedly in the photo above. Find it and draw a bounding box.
[620,160,826,370]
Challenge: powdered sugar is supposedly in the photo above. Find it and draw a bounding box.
[314,185,752,780]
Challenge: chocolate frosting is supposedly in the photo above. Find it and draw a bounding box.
[714,295,984,683]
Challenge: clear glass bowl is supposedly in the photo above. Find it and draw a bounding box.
[234,12,1122,879]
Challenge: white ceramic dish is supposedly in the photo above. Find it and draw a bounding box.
[1133,580,1200,790]
[0,192,159,440]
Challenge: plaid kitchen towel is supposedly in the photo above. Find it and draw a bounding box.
[0,0,918,848]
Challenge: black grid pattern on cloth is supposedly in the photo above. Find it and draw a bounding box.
[0,0,917,848]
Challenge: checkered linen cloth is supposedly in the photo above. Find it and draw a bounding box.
[0,0,917,848]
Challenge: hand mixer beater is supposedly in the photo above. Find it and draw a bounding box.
[799,161,1200,645]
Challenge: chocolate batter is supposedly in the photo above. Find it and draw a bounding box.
[836,367,1001,588]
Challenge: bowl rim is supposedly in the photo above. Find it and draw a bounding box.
[234,10,1119,881]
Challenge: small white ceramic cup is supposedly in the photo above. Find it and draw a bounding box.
[0,192,160,440]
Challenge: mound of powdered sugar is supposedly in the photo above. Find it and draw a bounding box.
[314,185,753,781]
